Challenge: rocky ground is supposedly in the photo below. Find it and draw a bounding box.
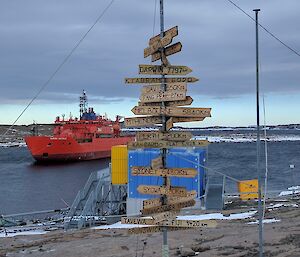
[1,194,300,257]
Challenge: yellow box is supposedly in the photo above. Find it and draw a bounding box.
[238,179,258,200]
[111,145,128,185]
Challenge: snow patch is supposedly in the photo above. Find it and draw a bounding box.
[0,229,47,238]
[247,218,280,225]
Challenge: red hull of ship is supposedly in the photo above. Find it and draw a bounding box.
[25,136,132,162]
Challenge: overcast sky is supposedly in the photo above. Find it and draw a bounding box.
[0,0,299,126]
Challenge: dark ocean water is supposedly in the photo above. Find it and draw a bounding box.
[0,130,299,215]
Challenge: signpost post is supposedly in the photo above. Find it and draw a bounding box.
[122,1,214,256]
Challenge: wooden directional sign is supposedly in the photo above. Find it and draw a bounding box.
[141,199,196,215]
[121,217,157,225]
[141,83,187,94]
[128,140,209,149]
[124,116,162,127]
[149,26,178,45]
[128,225,189,234]
[173,117,205,123]
[158,219,217,228]
[152,42,183,62]
[137,185,187,197]
[143,191,197,209]
[131,106,211,118]
[125,77,198,84]
[139,65,192,76]
[132,167,197,178]
[140,96,193,107]
[151,156,163,169]
[151,211,177,222]
[140,90,186,103]
[136,131,193,141]
[144,34,173,58]
[166,96,193,107]
[166,117,173,131]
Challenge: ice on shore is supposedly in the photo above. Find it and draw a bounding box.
[279,185,300,196]
[0,229,47,238]
[93,210,257,230]
[247,218,281,225]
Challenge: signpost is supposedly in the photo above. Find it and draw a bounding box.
[122,4,214,254]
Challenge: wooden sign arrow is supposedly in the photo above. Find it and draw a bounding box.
[140,96,193,107]
[139,65,192,76]
[141,199,196,215]
[128,140,209,149]
[131,106,211,118]
[128,226,189,234]
[172,117,205,123]
[141,83,187,94]
[149,26,178,45]
[144,34,173,58]
[137,185,187,197]
[125,77,198,84]
[166,117,173,131]
[151,156,163,169]
[132,167,197,178]
[143,191,197,209]
[136,131,193,141]
[121,217,157,225]
[158,219,217,228]
[124,116,162,127]
[151,211,178,222]
[140,90,186,103]
[152,42,182,62]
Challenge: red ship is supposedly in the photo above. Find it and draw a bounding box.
[25,91,133,162]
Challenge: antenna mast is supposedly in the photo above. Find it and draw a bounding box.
[79,90,88,118]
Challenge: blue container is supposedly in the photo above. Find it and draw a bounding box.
[128,148,207,199]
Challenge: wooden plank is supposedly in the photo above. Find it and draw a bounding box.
[136,131,193,141]
[166,96,193,107]
[149,26,178,45]
[140,90,186,103]
[151,156,163,169]
[141,199,196,215]
[142,191,197,209]
[121,217,157,225]
[132,167,197,178]
[158,219,217,228]
[125,76,198,84]
[151,211,177,222]
[124,116,162,127]
[128,140,209,149]
[144,34,173,58]
[140,96,193,107]
[173,117,205,123]
[139,65,192,75]
[131,106,211,118]
[137,185,187,197]
[141,83,187,94]
[128,226,189,234]
[152,42,182,62]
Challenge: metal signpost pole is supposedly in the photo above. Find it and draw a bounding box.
[253,8,264,257]
[160,1,169,257]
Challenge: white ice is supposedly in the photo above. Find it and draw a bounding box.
[247,218,281,225]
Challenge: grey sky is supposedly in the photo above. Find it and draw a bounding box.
[0,0,299,124]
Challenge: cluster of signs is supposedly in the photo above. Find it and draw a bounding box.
[122,26,216,233]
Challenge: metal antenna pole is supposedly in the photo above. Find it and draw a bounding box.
[253,8,264,257]
[160,1,169,257]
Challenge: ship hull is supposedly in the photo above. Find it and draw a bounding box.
[25,136,133,162]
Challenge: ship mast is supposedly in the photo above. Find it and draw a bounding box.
[79,90,88,118]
